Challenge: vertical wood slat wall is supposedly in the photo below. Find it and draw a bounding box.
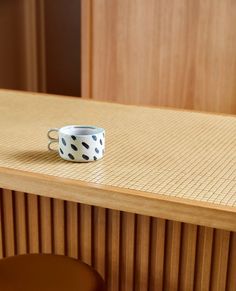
[0,189,235,291]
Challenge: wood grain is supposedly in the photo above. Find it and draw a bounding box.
[164,221,181,291]
[22,0,38,91]
[81,0,92,98]
[1,90,236,232]
[226,232,236,291]
[0,1,26,90]
[106,209,120,291]
[14,191,27,254]
[2,189,15,256]
[39,196,52,253]
[93,206,106,279]
[35,0,47,92]
[194,226,214,291]
[1,167,236,232]
[44,0,81,96]
[179,223,197,291]
[66,201,78,258]
[210,229,230,291]
[0,190,235,291]
[0,190,4,258]
[135,215,151,291]
[149,218,166,291]
[80,204,92,264]
[82,0,236,114]
[27,193,39,253]
[52,198,65,255]
[120,212,135,291]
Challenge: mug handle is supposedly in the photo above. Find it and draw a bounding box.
[47,128,59,151]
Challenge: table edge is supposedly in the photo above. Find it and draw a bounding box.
[0,166,235,231]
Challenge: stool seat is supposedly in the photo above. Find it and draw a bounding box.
[0,254,105,291]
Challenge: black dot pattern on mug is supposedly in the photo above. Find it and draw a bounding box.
[82,154,89,160]
[59,132,105,162]
[68,153,74,160]
[82,142,89,149]
[71,144,78,151]
[62,138,66,146]
[80,134,105,161]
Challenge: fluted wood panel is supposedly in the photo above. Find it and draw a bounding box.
[39,196,52,253]
[194,226,214,291]
[53,199,65,255]
[14,191,27,254]
[2,189,15,257]
[93,207,106,279]
[27,194,40,253]
[120,212,135,291]
[66,201,78,258]
[107,209,120,291]
[164,221,182,291]
[210,229,230,291]
[227,232,236,291]
[80,204,92,264]
[0,189,235,291]
[0,190,4,258]
[82,0,236,114]
[179,223,197,291]
[135,215,151,291]
[149,218,166,291]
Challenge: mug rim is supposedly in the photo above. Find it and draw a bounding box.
[59,125,104,136]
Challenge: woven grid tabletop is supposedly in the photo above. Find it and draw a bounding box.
[0,90,236,207]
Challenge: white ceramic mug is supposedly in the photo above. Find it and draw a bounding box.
[47,125,105,162]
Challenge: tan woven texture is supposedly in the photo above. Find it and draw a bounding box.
[0,90,236,206]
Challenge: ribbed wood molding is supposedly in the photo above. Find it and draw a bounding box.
[0,188,235,291]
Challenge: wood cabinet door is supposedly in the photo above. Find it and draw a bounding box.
[82,0,236,114]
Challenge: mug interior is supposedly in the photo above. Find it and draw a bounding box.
[60,125,103,136]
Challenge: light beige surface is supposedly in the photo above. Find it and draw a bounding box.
[0,90,236,207]
[1,90,236,291]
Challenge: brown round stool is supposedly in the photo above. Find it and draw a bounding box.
[0,254,105,291]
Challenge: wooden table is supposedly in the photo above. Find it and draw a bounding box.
[0,89,235,291]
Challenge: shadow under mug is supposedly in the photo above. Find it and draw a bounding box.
[47,125,105,162]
